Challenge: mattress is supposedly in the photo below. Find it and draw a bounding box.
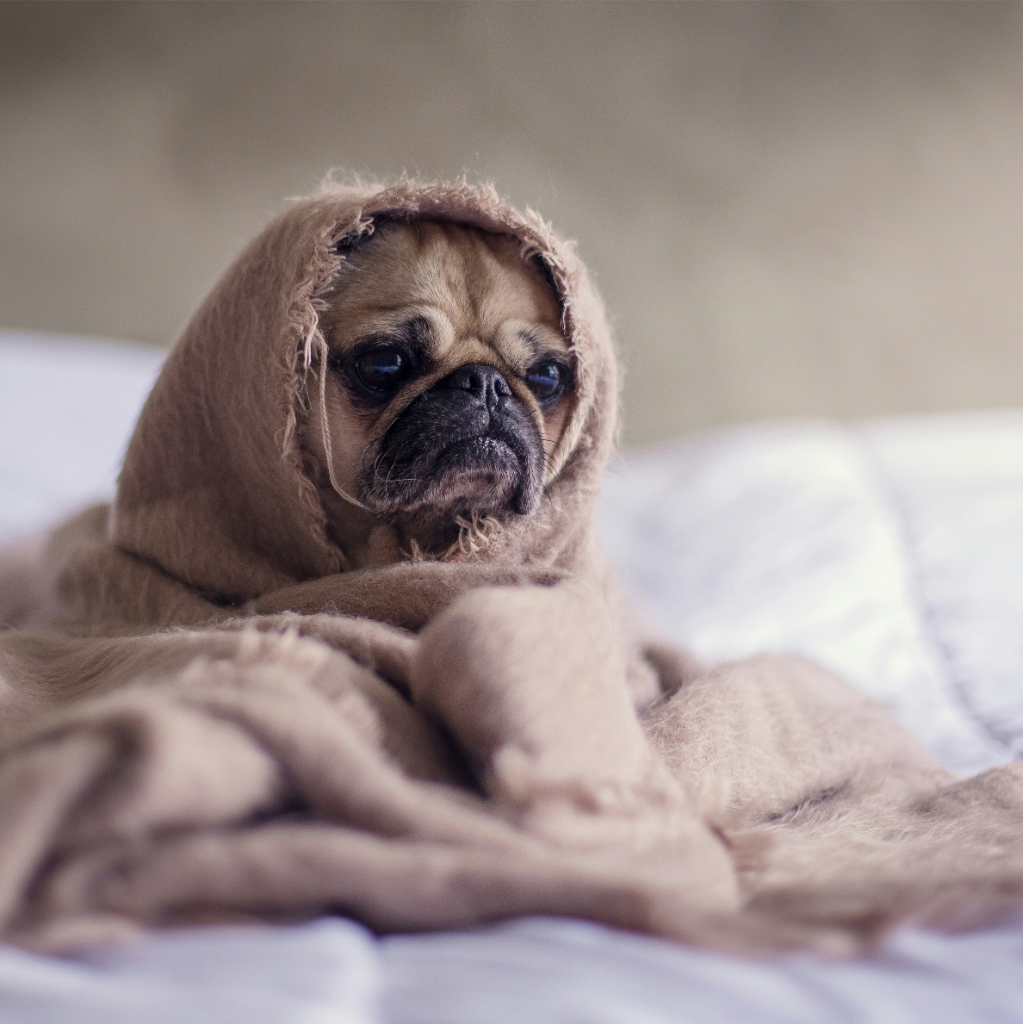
[1,330,1020,1024]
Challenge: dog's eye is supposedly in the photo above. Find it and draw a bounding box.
[525,360,568,403]
[355,348,410,392]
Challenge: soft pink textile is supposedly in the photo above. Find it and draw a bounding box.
[0,181,1018,955]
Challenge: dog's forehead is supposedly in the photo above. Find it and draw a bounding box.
[328,219,567,358]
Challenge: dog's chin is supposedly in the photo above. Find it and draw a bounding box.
[422,436,522,507]
[367,434,532,523]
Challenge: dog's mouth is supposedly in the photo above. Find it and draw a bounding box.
[435,434,518,472]
[362,413,544,521]
[422,432,528,510]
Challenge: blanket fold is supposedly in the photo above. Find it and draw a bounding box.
[0,180,1019,956]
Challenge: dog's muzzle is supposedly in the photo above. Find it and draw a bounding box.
[363,364,545,517]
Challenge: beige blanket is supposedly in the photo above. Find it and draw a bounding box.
[0,181,1019,956]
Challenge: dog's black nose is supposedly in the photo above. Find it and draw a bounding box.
[440,363,513,410]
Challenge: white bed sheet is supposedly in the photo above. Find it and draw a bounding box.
[1,330,1020,1024]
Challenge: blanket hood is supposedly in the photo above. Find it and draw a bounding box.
[111,181,619,603]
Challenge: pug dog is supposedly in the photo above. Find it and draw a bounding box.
[303,219,576,568]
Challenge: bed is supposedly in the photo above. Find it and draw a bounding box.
[1,329,1020,1024]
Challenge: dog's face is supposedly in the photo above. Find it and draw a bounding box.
[306,219,574,565]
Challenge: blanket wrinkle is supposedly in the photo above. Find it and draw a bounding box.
[0,179,1020,957]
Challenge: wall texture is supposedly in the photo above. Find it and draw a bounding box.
[1,2,1020,444]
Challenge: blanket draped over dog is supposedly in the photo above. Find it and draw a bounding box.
[0,182,1019,955]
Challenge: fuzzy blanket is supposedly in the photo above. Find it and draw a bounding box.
[0,182,1019,956]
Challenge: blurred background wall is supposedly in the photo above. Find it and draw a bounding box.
[1,1,1020,445]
